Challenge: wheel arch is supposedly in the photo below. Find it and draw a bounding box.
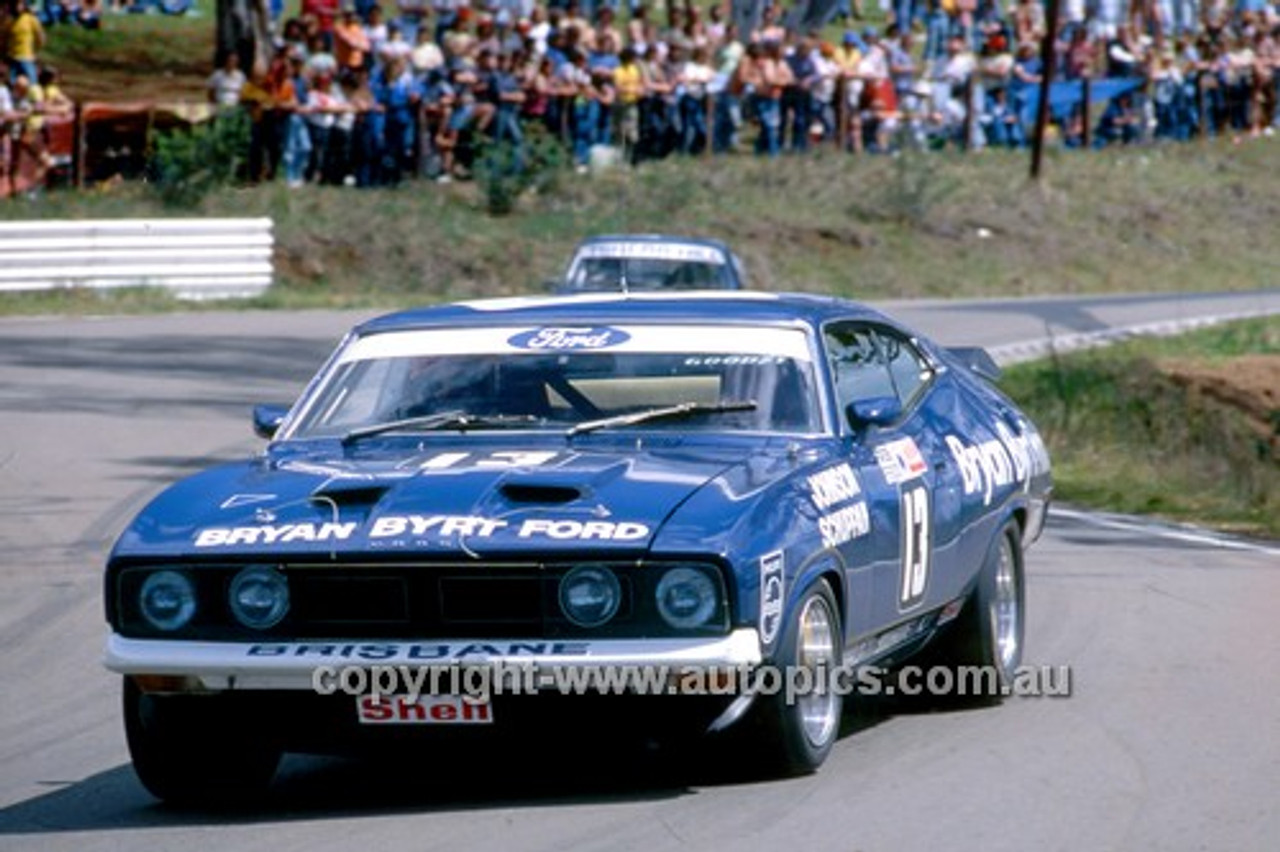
[790,547,850,645]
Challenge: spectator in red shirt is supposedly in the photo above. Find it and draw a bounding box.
[301,0,341,51]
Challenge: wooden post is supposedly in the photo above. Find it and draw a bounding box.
[1196,74,1207,140]
[73,102,85,189]
[833,77,844,150]
[836,77,848,151]
[1081,75,1091,149]
[705,93,714,157]
[962,73,974,151]
[1030,0,1061,180]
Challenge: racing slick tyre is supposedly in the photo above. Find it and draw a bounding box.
[752,578,844,776]
[941,519,1025,702]
[123,678,282,805]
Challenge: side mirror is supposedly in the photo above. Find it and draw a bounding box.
[846,397,903,430]
[252,404,289,440]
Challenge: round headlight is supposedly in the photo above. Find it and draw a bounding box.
[229,566,290,629]
[559,565,621,628]
[655,567,718,630]
[139,570,197,632]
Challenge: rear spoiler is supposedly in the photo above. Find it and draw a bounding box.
[946,347,1002,382]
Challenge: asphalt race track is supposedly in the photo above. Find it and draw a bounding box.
[1,291,1278,852]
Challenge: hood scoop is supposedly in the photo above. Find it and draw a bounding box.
[309,482,390,508]
[499,482,583,504]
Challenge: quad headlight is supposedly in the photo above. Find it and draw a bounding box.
[138,570,197,632]
[559,565,622,627]
[229,566,290,629]
[655,566,720,630]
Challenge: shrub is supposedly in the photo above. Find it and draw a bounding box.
[148,109,251,208]
[473,124,570,216]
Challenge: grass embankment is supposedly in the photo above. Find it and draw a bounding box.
[42,6,214,102]
[3,138,1279,314]
[1000,317,1280,538]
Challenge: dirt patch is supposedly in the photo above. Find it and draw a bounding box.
[1161,355,1280,458]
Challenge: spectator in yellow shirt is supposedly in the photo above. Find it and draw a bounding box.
[8,0,45,85]
[612,46,646,161]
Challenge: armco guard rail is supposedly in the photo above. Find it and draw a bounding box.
[0,218,273,300]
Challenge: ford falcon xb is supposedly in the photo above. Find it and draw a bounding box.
[104,292,1051,802]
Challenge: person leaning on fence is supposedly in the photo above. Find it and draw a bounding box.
[7,71,48,195]
[1152,47,1192,140]
[281,51,314,189]
[930,33,976,148]
[1253,26,1277,134]
[374,53,421,182]
[782,34,818,153]
[639,42,677,161]
[710,23,743,152]
[0,70,16,199]
[811,40,839,144]
[754,38,792,157]
[676,43,714,154]
[208,50,247,110]
[611,45,645,161]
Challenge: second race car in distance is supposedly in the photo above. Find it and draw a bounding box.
[554,234,745,293]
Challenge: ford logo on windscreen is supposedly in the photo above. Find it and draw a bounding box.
[508,327,631,350]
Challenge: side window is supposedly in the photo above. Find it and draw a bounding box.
[880,330,931,407]
[825,325,896,408]
[825,324,933,410]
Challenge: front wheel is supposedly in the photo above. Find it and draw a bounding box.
[123,678,281,805]
[752,578,844,776]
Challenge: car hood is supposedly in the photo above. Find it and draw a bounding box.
[113,437,803,560]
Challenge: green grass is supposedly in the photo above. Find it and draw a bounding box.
[1000,317,1280,538]
[4,137,1279,315]
[42,1,216,102]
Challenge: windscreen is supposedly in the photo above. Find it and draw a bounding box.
[287,324,823,437]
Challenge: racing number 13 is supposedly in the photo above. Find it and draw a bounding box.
[900,486,931,608]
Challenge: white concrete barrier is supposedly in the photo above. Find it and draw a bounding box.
[0,218,273,300]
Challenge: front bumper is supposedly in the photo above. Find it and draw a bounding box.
[104,629,765,691]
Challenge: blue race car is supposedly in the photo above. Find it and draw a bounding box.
[555,234,745,293]
[104,293,1051,802]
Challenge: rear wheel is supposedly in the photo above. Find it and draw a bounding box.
[123,678,281,805]
[753,578,844,775]
[943,520,1025,699]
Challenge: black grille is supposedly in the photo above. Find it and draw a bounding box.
[114,561,725,641]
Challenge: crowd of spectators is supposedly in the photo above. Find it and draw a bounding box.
[226,0,1279,186]
[2,0,1279,194]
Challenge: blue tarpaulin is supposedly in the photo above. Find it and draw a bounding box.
[1015,77,1147,126]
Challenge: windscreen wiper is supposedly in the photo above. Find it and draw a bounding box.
[567,401,757,437]
[341,411,541,445]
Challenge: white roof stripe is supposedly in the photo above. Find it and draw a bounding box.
[341,325,813,362]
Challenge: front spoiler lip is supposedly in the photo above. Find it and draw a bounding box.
[104,629,764,691]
